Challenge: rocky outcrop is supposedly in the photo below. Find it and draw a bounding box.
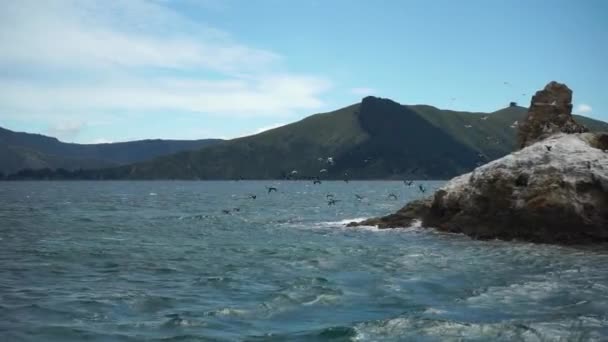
[518,81,588,149]
[351,82,607,244]
[352,133,608,244]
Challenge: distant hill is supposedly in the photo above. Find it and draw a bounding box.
[0,127,223,174]
[40,97,603,180]
[5,97,606,180]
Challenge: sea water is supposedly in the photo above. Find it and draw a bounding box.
[1,181,607,341]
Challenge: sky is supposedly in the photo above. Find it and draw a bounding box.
[0,0,606,143]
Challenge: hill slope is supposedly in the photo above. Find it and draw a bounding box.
[89,96,606,180]
[6,97,606,180]
[0,127,223,174]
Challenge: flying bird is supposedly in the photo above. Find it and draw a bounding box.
[510,121,519,129]
[388,193,398,200]
[464,125,473,128]
[313,178,322,185]
[481,116,489,121]
[319,169,328,173]
[419,184,427,194]
[326,193,335,199]
[545,145,552,152]
[222,209,231,215]
[266,187,278,193]
[248,194,257,199]
[355,194,364,201]
[328,199,340,206]
[404,180,414,186]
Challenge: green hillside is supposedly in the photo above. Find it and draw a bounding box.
[6,97,606,180]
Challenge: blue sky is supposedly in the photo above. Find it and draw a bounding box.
[0,0,606,143]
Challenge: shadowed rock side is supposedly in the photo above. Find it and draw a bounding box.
[518,81,588,149]
[351,133,608,244]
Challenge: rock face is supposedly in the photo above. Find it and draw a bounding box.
[518,81,588,149]
[351,82,608,244]
[352,133,608,244]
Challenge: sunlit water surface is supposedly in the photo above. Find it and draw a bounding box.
[1,181,607,341]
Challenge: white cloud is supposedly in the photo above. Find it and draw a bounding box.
[0,0,332,122]
[45,121,86,142]
[575,103,592,114]
[253,123,287,135]
[351,87,375,96]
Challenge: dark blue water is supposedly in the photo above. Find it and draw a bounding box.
[1,181,607,341]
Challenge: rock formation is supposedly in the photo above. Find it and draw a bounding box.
[351,82,608,244]
[518,81,588,149]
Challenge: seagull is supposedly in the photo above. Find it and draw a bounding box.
[388,193,398,200]
[464,125,473,128]
[266,187,278,193]
[326,193,335,199]
[317,157,324,162]
[319,169,328,173]
[222,209,231,215]
[328,199,340,206]
[343,172,350,183]
[355,194,364,201]
[481,116,489,120]
[233,208,240,212]
[290,170,298,175]
[313,178,322,185]
[404,180,414,186]
[419,184,427,194]
[248,194,257,199]
[550,100,557,106]
[510,120,519,129]
[327,157,334,165]
[545,145,552,152]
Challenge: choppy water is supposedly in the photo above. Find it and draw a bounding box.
[1,181,607,341]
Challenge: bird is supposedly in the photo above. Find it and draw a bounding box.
[464,125,473,128]
[266,186,278,193]
[478,152,488,160]
[233,208,240,212]
[545,145,552,152]
[343,172,350,183]
[326,193,335,199]
[327,157,334,165]
[481,116,489,121]
[328,199,340,206]
[222,209,231,215]
[388,193,398,200]
[319,169,328,173]
[404,180,414,186]
[313,178,322,185]
[510,120,519,129]
[355,194,364,201]
[419,184,427,194]
[586,161,592,169]
[248,194,257,199]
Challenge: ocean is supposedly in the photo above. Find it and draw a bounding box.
[1,181,607,341]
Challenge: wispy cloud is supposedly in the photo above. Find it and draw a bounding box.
[252,123,287,135]
[351,87,375,96]
[575,103,592,114]
[0,0,332,126]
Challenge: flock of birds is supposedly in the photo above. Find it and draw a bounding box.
[214,158,435,215]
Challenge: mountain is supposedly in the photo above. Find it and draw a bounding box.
[0,127,223,174]
[48,96,605,180]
